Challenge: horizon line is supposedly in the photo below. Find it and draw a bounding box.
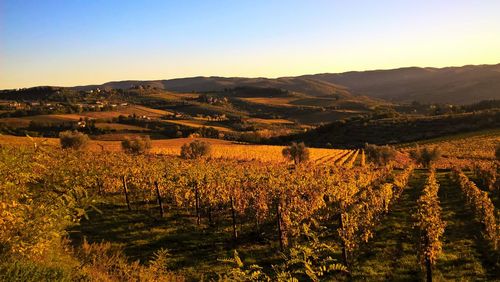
[2,62,499,91]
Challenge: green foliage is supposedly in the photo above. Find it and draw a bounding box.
[364,143,397,166]
[0,260,73,282]
[75,239,182,281]
[0,146,93,258]
[219,223,347,282]
[121,135,152,154]
[275,223,348,281]
[180,140,211,159]
[218,250,270,281]
[59,130,89,150]
[410,146,442,168]
[282,142,310,164]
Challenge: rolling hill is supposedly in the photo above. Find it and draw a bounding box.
[304,63,500,104]
[69,63,500,105]
[73,76,353,98]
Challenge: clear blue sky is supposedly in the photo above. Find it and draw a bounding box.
[1,0,500,88]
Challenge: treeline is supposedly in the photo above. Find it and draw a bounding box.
[278,109,500,148]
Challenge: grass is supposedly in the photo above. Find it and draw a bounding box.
[64,169,500,281]
[0,105,174,127]
[245,118,295,125]
[433,171,498,281]
[239,97,299,107]
[351,170,423,281]
[161,119,234,132]
[94,123,151,131]
[69,198,281,281]
[351,169,500,281]
[0,135,346,163]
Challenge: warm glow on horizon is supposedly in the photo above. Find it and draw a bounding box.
[1,0,500,89]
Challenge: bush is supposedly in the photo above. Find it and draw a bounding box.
[282,142,310,165]
[496,144,500,160]
[75,240,183,281]
[121,136,152,154]
[59,131,89,150]
[0,260,73,282]
[410,146,442,168]
[180,140,211,159]
[364,143,397,166]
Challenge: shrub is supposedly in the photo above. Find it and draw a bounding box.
[0,260,72,282]
[75,240,183,281]
[364,143,397,166]
[59,131,89,150]
[410,146,442,168]
[180,140,211,159]
[121,136,152,154]
[282,142,310,165]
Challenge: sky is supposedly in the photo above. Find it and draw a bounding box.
[1,0,500,89]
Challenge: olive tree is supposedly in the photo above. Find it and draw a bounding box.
[180,140,211,159]
[59,130,89,150]
[121,136,152,154]
[282,142,310,165]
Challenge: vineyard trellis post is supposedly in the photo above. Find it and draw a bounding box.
[276,197,284,251]
[230,196,238,242]
[154,180,164,218]
[195,183,201,226]
[122,175,132,211]
[339,212,349,267]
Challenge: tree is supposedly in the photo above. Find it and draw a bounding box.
[59,130,89,150]
[180,140,211,159]
[282,142,310,165]
[410,146,442,168]
[121,136,152,154]
[364,143,396,166]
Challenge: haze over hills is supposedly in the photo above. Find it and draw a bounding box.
[65,63,500,105]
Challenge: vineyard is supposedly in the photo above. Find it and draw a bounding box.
[0,135,499,281]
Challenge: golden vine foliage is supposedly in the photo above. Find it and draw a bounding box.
[473,162,499,192]
[452,168,499,250]
[0,147,99,259]
[415,170,445,267]
[337,165,413,257]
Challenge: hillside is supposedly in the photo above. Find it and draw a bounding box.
[304,64,500,104]
[72,76,353,98]
[279,109,500,148]
[67,63,500,105]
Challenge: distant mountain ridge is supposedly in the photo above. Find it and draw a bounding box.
[303,63,500,104]
[27,63,500,105]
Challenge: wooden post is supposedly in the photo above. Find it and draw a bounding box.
[230,196,238,241]
[154,181,164,218]
[276,199,284,251]
[96,178,102,195]
[340,213,349,267]
[425,235,432,282]
[195,186,200,225]
[207,206,213,226]
[426,256,432,282]
[122,175,131,211]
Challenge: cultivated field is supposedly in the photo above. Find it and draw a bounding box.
[0,135,355,164]
[1,131,499,281]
